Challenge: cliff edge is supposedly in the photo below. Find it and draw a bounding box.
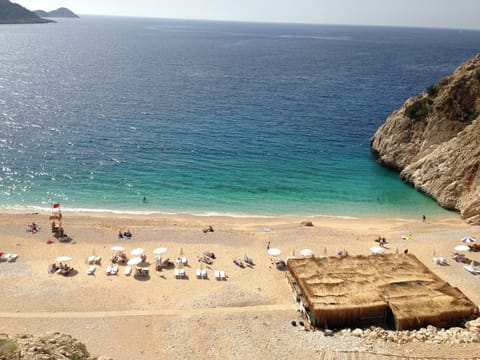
[0,0,54,24]
[371,54,480,224]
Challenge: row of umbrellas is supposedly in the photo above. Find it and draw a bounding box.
[54,236,477,264]
[55,246,170,265]
[111,246,168,255]
[267,248,314,257]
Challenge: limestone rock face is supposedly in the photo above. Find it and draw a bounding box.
[371,54,480,224]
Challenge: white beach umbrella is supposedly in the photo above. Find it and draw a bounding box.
[267,248,282,257]
[131,248,144,256]
[461,236,476,243]
[111,246,125,252]
[153,247,168,255]
[55,256,72,262]
[370,246,385,254]
[127,257,143,266]
[300,248,314,257]
[454,245,470,252]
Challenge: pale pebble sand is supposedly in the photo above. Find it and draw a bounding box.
[0,211,479,359]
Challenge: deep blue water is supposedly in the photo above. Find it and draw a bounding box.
[0,17,479,217]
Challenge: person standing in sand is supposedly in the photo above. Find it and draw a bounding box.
[267,241,270,250]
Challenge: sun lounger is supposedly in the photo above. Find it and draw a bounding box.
[432,257,447,265]
[174,268,185,279]
[214,270,221,280]
[87,265,96,275]
[88,256,102,265]
[7,254,18,262]
[244,256,254,265]
[196,268,202,278]
[111,264,118,275]
[220,270,226,280]
[176,257,188,265]
[233,259,244,268]
[125,266,132,276]
[1,253,11,262]
[106,265,112,274]
[201,269,207,278]
[464,265,480,275]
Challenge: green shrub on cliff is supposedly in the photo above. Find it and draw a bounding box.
[0,338,18,357]
[406,98,432,121]
[426,84,438,97]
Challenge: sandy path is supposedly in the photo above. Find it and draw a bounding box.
[0,303,295,318]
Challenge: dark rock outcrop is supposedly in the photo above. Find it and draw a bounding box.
[34,7,79,18]
[371,54,480,224]
[0,0,54,24]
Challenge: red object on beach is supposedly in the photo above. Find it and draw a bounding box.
[53,203,60,208]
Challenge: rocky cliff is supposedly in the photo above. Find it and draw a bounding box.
[371,54,480,224]
[0,0,53,24]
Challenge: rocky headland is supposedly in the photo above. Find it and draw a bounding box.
[34,7,79,18]
[371,54,480,224]
[0,0,54,24]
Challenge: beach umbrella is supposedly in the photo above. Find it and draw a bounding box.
[461,236,476,243]
[111,246,125,252]
[267,248,282,257]
[300,249,314,257]
[127,257,143,266]
[131,248,144,256]
[55,256,72,262]
[370,246,385,254]
[153,247,168,255]
[454,245,470,252]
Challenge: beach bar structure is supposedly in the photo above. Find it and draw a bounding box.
[287,254,479,330]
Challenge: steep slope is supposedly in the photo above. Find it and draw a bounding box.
[34,7,79,18]
[371,54,480,224]
[0,0,53,24]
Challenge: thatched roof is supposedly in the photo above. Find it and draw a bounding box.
[287,254,479,330]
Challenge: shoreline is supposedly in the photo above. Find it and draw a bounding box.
[1,210,479,359]
[0,204,458,222]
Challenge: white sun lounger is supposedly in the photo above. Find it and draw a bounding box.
[215,270,221,280]
[125,266,132,276]
[7,254,18,262]
[111,264,118,275]
[87,265,96,275]
[196,268,202,278]
[464,265,480,275]
[432,257,447,265]
[220,270,226,280]
[1,253,11,262]
[201,269,207,278]
[105,265,112,274]
[174,268,185,279]
[176,257,188,265]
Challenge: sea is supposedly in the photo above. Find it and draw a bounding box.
[1,16,479,218]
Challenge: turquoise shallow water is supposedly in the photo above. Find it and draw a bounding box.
[1,17,479,217]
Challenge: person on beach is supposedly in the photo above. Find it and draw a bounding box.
[422,214,426,222]
[267,241,270,250]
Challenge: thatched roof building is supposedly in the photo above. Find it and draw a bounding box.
[287,254,479,330]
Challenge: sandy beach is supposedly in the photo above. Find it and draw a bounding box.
[1,210,479,359]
